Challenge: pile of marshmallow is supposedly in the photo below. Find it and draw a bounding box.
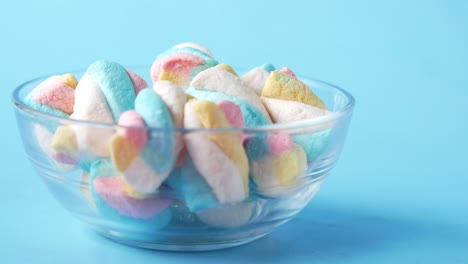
[26,43,329,228]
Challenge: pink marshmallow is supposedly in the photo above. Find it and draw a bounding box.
[118,110,147,150]
[150,53,204,84]
[217,100,249,143]
[33,82,75,114]
[217,100,245,128]
[267,134,293,154]
[280,67,297,78]
[126,69,148,95]
[94,176,172,219]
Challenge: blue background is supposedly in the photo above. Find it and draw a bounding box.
[1,0,467,263]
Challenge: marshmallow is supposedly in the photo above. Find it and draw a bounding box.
[84,60,136,121]
[241,67,270,96]
[25,74,78,168]
[241,65,295,96]
[25,73,77,116]
[261,63,276,72]
[217,100,245,131]
[190,66,271,118]
[51,61,142,163]
[185,88,290,162]
[151,46,218,88]
[262,70,327,110]
[261,97,330,160]
[215,63,238,76]
[178,154,220,211]
[291,131,330,161]
[126,69,148,95]
[172,42,214,57]
[182,100,249,211]
[280,67,296,78]
[90,159,172,231]
[250,144,307,196]
[186,88,271,127]
[34,124,77,171]
[110,88,175,196]
[153,81,186,128]
[261,97,327,123]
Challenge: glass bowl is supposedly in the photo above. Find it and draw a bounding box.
[11,67,354,251]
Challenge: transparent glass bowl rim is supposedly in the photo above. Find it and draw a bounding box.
[11,67,355,133]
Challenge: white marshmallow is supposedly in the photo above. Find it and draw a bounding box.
[70,74,115,157]
[153,81,186,128]
[261,97,327,123]
[183,101,246,203]
[190,67,271,119]
[241,67,270,96]
[172,42,214,57]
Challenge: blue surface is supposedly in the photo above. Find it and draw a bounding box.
[1,0,467,263]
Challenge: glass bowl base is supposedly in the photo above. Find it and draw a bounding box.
[94,228,269,251]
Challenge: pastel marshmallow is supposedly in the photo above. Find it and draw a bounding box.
[261,63,276,72]
[292,130,330,161]
[280,67,296,78]
[186,88,271,127]
[240,67,270,96]
[217,100,245,129]
[151,47,217,88]
[53,61,138,162]
[153,81,186,128]
[25,73,77,117]
[126,69,148,95]
[262,70,327,110]
[25,74,79,169]
[34,124,77,171]
[215,63,238,76]
[111,88,175,196]
[183,100,249,209]
[117,110,148,150]
[153,81,186,158]
[190,67,271,118]
[178,154,219,211]
[261,97,327,123]
[89,159,172,235]
[61,73,115,159]
[94,177,172,219]
[185,88,278,161]
[250,144,307,196]
[261,97,330,160]
[85,60,136,120]
[266,134,294,155]
[172,42,214,57]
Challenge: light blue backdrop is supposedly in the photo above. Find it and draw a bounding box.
[1,0,467,263]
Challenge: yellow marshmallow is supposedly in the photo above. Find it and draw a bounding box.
[109,135,139,172]
[215,64,238,76]
[158,70,186,87]
[192,100,249,192]
[274,144,307,186]
[51,126,78,156]
[58,73,78,89]
[110,135,154,199]
[262,70,326,110]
